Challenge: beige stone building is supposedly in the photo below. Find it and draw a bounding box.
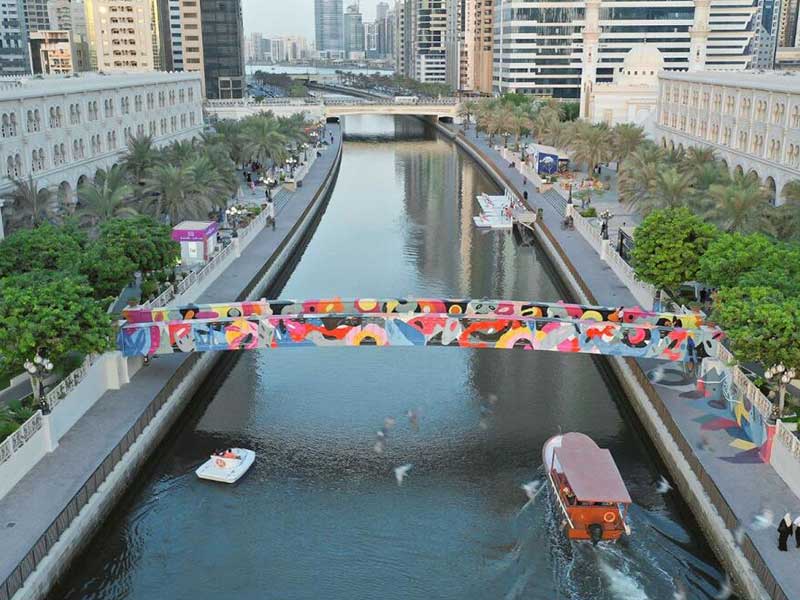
[657,69,800,205]
[84,0,155,71]
[460,0,493,94]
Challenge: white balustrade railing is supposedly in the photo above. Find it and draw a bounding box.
[603,245,658,309]
[732,365,774,420]
[145,283,177,309]
[571,211,603,253]
[0,410,43,466]
[775,420,800,460]
[46,354,98,411]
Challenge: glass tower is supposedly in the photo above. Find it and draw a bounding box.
[315,0,344,56]
[200,0,244,99]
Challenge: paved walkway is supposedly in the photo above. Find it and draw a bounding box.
[458,124,799,600]
[0,124,343,592]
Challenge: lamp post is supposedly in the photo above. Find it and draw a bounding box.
[567,183,573,205]
[766,363,796,418]
[302,143,309,162]
[599,209,612,240]
[24,352,54,413]
[0,198,5,240]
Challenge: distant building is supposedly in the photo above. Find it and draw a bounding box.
[29,30,89,74]
[344,3,365,59]
[271,38,287,63]
[752,0,781,68]
[200,0,244,99]
[23,0,52,32]
[493,0,759,105]
[0,0,30,75]
[84,0,156,71]
[377,8,395,58]
[162,0,206,94]
[459,0,492,93]
[315,0,344,58]
[657,69,800,206]
[395,0,412,76]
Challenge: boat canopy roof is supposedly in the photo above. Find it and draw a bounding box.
[555,434,632,504]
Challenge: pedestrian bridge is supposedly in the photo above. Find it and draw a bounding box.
[118,297,722,362]
[204,98,460,122]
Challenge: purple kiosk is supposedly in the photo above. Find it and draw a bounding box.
[172,221,219,267]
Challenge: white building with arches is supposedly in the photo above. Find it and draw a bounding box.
[0,71,204,237]
[657,70,800,206]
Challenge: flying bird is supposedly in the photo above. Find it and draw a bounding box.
[656,476,672,494]
[751,509,774,530]
[521,481,542,501]
[394,464,413,486]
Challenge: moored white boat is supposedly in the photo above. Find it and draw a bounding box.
[473,212,512,229]
[196,448,255,484]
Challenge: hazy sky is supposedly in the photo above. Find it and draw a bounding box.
[244,0,386,38]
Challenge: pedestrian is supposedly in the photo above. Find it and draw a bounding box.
[266,196,276,230]
[795,515,800,548]
[778,513,792,551]
[265,186,271,202]
[523,177,527,186]
[523,190,528,202]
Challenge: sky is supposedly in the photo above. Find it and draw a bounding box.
[243,0,385,38]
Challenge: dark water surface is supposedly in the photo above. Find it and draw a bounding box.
[57,116,730,600]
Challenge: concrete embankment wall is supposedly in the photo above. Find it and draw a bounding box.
[13,141,344,600]
[434,121,771,600]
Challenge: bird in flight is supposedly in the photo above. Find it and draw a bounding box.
[394,463,413,486]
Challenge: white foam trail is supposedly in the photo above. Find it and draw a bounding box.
[600,560,648,600]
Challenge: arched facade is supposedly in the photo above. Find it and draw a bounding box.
[765,176,777,205]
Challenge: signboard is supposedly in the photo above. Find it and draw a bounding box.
[536,151,558,175]
[171,221,219,242]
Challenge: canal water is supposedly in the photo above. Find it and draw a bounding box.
[57,116,731,600]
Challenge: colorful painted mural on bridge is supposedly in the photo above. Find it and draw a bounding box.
[118,298,722,361]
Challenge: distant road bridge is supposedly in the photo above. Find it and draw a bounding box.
[204,97,460,122]
[118,297,722,362]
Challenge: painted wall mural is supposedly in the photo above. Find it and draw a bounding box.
[118,298,722,360]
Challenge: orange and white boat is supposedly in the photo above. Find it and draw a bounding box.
[542,432,632,544]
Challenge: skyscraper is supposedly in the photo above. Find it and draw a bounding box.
[459,0,493,93]
[752,0,781,68]
[376,1,390,20]
[84,0,156,71]
[315,0,344,58]
[344,3,364,58]
[0,0,29,75]
[412,0,457,85]
[200,0,244,98]
[23,0,51,32]
[493,0,759,102]
[163,0,206,92]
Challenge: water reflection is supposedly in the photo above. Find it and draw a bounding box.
[58,115,730,600]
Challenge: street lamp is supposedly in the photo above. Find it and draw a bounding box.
[24,352,54,413]
[765,363,797,418]
[302,143,309,162]
[0,199,5,241]
[599,209,612,240]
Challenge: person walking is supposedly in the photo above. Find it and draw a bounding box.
[266,196,276,231]
[778,513,793,551]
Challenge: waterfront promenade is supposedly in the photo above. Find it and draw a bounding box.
[451,123,798,600]
[0,125,343,600]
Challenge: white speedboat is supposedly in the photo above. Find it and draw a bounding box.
[477,192,510,214]
[196,448,255,484]
[473,212,512,229]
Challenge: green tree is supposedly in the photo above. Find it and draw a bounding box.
[698,233,800,295]
[2,175,53,231]
[632,207,718,295]
[243,115,289,172]
[568,122,612,176]
[713,286,800,413]
[0,272,113,374]
[123,135,158,184]
[457,100,479,130]
[99,217,179,275]
[561,102,580,121]
[77,165,136,228]
[611,123,645,169]
[144,163,210,223]
[706,171,771,234]
[0,223,86,278]
[647,167,695,211]
[78,241,138,300]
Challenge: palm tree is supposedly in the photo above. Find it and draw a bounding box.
[618,142,664,209]
[775,180,800,239]
[458,100,479,131]
[533,106,561,144]
[2,175,52,229]
[144,164,209,224]
[568,123,612,176]
[122,135,158,184]
[76,165,136,228]
[165,139,197,164]
[186,154,234,211]
[215,120,248,168]
[611,123,645,170]
[510,106,534,149]
[243,116,289,173]
[684,146,717,168]
[647,167,695,211]
[706,172,772,234]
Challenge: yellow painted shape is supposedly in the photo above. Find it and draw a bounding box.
[729,438,757,451]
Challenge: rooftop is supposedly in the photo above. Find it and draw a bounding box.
[0,71,202,102]
[660,69,800,94]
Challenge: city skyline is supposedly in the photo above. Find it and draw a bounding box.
[243,0,385,38]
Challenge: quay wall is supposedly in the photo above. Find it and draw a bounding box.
[8,138,344,600]
[434,120,772,600]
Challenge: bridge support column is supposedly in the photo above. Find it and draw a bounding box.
[233,237,241,258]
[104,351,128,390]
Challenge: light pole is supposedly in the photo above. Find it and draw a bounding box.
[766,363,796,418]
[599,209,612,240]
[24,352,54,413]
[0,198,5,241]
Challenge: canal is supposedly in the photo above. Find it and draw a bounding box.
[57,116,731,600]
